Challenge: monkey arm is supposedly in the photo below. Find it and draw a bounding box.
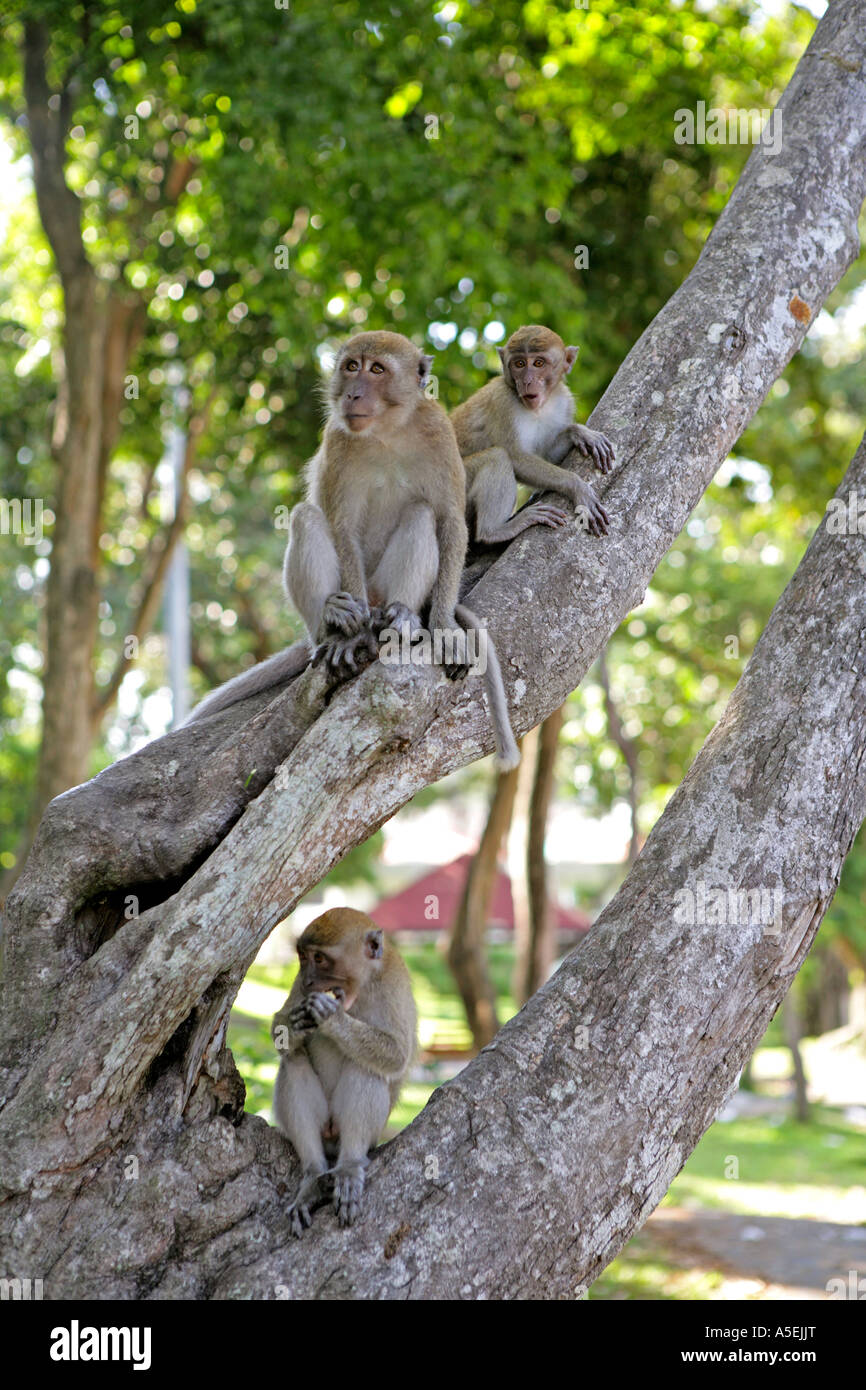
[318,1010,410,1081]
[510,449,583,500]
[428,511,468,631]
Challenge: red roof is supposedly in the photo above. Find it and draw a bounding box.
[369,854,591,934]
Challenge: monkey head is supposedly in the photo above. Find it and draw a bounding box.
[498,325,578,412]
[330,331,434,435]
[296,907,386,1012]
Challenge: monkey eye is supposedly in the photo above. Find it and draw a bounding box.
[370,362,385,374]
[313,951,327,966]
[513,358,526,368]
[534,358,546,367]
[344,360,359,372]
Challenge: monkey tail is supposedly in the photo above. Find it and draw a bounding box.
[184,640,312,724]
[455,603,521,771]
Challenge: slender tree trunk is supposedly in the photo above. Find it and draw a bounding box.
[522,705,564,1001]
[509,725,538,1004]
[782,990,810,1123]
[23,22,105,808]
[447,763,520,1049]
[597,649,641,865]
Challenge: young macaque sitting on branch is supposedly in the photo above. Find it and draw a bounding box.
[451,324,615,544]
[271,908,417,1234]
[188,329,519,769]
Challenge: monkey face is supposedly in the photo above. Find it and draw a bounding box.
[297,942,362,1012]
[500,326,578,411]
[331,332,433,434]
[337,355,388,432]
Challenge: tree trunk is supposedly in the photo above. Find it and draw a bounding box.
[1,25,192,900]
[597,650,641,865]
[782,990,810,1124]
[509,725,538,1004]
[1,1,864,1298]
[447,764,520,1050]
[522,705,564,1001]
[23,22,105,809]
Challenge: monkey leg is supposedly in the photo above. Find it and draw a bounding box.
[328,1065,391,1227]
[284,502,342,640]
[466,448,569,544]
[273,1053,330,1236]
[369,501,439,616]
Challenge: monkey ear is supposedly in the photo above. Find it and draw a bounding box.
[417,354,434,389]
[364,929,384,960]
[564,345,579,375]
[498,346,513,386]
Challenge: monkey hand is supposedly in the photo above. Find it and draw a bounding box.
[304,991,342,1026]
[570,479,610,537]
[569,423,616,474]
[322,590,370,637]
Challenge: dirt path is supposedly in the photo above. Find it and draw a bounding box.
[644,1208,866,1300]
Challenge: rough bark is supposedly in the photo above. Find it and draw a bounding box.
[1,2,865,1299]
[447,763,520,1049]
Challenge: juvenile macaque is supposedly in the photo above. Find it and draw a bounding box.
[189,330,520,769]
[271,907,417,1234]
[451,324,615,544]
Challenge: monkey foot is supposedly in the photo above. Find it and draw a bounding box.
[289,1202,313,1238]
[516,502,570,533]
[314,627,379,679]
[322,591,370,637]
[333,1167,365,1227]
[288,1169,325,1237]
[380,602,423,637]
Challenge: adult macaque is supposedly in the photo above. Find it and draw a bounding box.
[271,907,417,1234]
[451,324,615,544]
[188,330,519,770]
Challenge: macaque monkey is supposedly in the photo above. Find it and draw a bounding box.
[451,324,615,544]
[271,907,417,1234]
[188,330,520,769]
